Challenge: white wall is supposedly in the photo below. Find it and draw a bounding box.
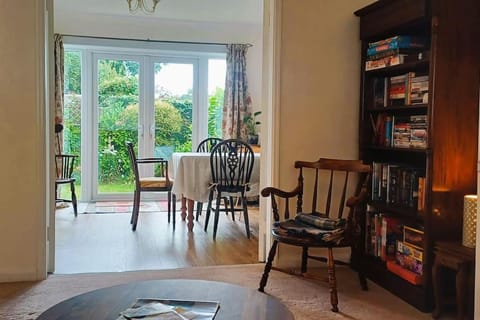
[0,0,48,282]
[54,11,264,112]
[272,0,373,267]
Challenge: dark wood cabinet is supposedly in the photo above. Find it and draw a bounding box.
[355,0,480,312]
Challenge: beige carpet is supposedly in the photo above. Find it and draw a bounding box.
[0,264,437,320]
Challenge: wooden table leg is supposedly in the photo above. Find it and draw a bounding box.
[181,196,187,221]
[456,263,468,320]
[432,256,442,319]
[187,198,194,232]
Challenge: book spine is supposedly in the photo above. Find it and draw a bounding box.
[384,116,393,147]
[365,54,406,71]
[368,35,424,48]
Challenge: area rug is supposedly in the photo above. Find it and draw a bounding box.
[83,201,167,214]
[0,264,435,320]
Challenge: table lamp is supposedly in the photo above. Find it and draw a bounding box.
[462,195,477,248]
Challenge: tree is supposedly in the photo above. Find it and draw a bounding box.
[208,87,224,137]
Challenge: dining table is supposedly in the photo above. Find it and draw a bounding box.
[169,152,261,232]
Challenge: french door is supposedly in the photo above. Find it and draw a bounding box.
[92,53,198,200]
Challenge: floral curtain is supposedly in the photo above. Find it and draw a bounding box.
[222,44,252,140]
[54,34,64,155]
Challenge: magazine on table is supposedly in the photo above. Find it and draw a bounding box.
[116,298,220,320]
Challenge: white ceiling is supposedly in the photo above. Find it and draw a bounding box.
[54,0,263,24]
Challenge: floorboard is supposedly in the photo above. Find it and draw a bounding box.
[55,201,259,274]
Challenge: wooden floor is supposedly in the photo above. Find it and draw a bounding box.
[55,202,259,274]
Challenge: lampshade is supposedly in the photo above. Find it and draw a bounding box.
[462,195,477,248]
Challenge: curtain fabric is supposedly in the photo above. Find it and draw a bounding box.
[54,34,64,155]
[222,44,252,140]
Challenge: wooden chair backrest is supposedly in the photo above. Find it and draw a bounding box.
[210,139,255,193]
[262,158,371,223]
[55,154,78,180]
[294,158,371,219]
[125,141,140,185]
[197,137,223,152]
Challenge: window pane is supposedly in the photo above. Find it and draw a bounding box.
[154,62,193,158]
[208,59,226,138]
[97,58,139,194]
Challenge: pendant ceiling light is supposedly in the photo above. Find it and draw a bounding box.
[126,0,161,14]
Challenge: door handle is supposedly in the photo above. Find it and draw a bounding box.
[150,124,155,138]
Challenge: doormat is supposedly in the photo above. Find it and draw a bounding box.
[83,201,168,214]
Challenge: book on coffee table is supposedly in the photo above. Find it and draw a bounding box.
[117,298,220,319]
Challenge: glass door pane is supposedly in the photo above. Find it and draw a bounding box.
[153,62,194,158]
[63,49,82,199]
[208,59,226,138]
[96,58,139,194]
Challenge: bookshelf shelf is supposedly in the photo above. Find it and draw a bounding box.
[366,145,429,154]
[365,59,429,76]
[369,201,424,222]
[367,104,428,113]
[355,0,479,313]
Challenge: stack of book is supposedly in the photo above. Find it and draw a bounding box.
[386,227,424,285]
[372,113,428,149]
[409,115,427,148]
[365,35,426,71]
[409,75,429,104]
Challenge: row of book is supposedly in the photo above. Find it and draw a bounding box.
[373,72,429,108]
[371,162,425,209]
[371,113,427,149]
[365,35,427,71]
[366,212,424,285]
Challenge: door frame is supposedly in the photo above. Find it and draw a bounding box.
[46,0,276,273]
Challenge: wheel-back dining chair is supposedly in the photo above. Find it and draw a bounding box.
[258,158,371,312]
[194,137,223,221]
[126,141,176,231]
[196,137,223,153]
[204,139,255,239]
[55,154,79,216]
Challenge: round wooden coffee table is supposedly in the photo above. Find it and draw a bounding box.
[36,279,294,320]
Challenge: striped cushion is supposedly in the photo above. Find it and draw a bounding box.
[140,177,171,188]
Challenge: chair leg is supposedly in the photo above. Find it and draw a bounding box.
[229,196,235,220]
[172,193,176,230]
[259,240,278,292]
[241,196,250,239]
[204,191,214,232]
[131,189,141,231]
[327,247,339,312]
[70,182,78,217]
[358,270,368,291]
[301,246,309,273]
[167,191,171,223]
[55,183,59,209]
[213,195,221,240]
[195,202,203,221]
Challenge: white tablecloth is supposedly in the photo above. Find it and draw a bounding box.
[169,152,260,203]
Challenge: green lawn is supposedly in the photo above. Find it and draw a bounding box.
[59,182,134,199]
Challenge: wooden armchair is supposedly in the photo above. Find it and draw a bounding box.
[126,141,176,231]
[258,158,371,312]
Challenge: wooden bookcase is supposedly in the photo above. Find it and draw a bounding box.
[354,0,480,312]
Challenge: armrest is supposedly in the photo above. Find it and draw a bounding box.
[345,186,369,207]
[261,184,302,199]
[261,183,302,222]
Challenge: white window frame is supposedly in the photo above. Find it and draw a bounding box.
[64,37,226,201]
